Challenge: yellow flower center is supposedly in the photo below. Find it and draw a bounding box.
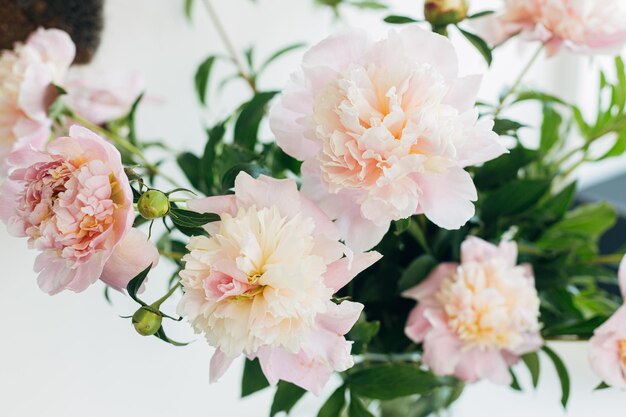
[619,340,626,367]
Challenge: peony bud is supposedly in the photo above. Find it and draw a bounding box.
[137,190,170,220]
[132,306,163,336]
[424,0,469,28]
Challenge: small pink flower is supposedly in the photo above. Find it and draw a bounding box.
[472,0,626,56]
[64,74,144,125]
[403,237,542,384]
[589,255,626,389]
[177,172,382,394]
[270,26,506,251]
[0,28,75,173]
[0,125,155,294]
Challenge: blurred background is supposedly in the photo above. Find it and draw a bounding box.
[0,0,624,416]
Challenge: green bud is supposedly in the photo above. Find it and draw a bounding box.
[424,0,469,28]
[137,190,170,219]
[132,306,163,336]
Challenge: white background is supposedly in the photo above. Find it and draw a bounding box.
[1,0,625,416]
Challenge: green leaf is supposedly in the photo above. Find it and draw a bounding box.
[594,130,626,161]
[349,394,375,417]
[153,325,189,346]
[595,382,610,391]
[201,122,227,193]
[177,152,202,190]
[458,28,492,66]
[513,91,567,106]
[467,10,495,19]
[270,382,307,417]
[317,386,346,417]
[126,266,151,306]
[398,255,438,292]
[347,315,380,355]
[522,352,540,389]
[348,0,387,10]
[258,43,306,75]
[540,182,576,220]
[542,316,608,338]
[194,56,217,106]
[492,118,525,137]
[540,106,563,152]
[542,346,570,408]
[348,364,446,400]
[234,91,279,150]
[394,217,412,235]
[474,147,537,190]
[481,179,551,221]
[184,0,194,21]
[509,369,522,391]
[169,207,220,228]
[241,359,270,397]
[383,15,419,24]
[221,163,270,192]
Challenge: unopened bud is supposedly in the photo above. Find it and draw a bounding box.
[424,0,469,28]
[137,190,170,219]
[132,306,163,336]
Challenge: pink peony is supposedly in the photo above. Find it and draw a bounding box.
[270,26,506,251]
[0,28,75,173]
[0,125,156,294]
[472,0,626,56]
[403,237,542,384]
[177,172,382,394]
[589,255,626,389]
[64,74,144,125]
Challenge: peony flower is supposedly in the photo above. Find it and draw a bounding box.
[403,237,542,384]
[0,28,75,173]
[64,74,144,126]
[589,255,626,389]
[177,172,382,394]
[0,125,157,294]
[472,0,626,56]
[270,26,506,251]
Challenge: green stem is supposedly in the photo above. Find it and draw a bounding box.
[151,282,182,309]
[200,0,256,92]
[67,111,182,188]
[588,254,625,265]
[407,218,432,255]
[494,45,543,118]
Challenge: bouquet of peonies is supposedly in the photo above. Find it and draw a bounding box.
[2,0,626,415]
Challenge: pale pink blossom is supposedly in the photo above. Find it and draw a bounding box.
[403,237,542,384]
[0,28,75,173]
[64,74,144,125]
[270,26,506,251]
[0,125,155,294]
[473,0,626,56]
[589,255,626,389]
[177,172,382,394]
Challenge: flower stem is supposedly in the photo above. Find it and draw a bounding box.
[494,45,543,118]
[200,0,256,92]
[151,282,182,310]
[67,111,182,188]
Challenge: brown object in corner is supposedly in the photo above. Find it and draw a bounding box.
[0,0,104,64]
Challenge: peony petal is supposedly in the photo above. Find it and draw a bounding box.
[316,300,364,335]
[324,251,382,293]
[443,75,482,113]
[416,167,477,230]
[619,255,626,299]
[209,349,236,383]
[100,228,160,292]
[402,263,457,302]
[187,195,237,217]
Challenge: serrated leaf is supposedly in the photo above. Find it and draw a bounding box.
[195,56,217,105]
[126,265,151,306]
[398,255,437,292]
[234,91,278,150]
[522,352,540,389]
[241,358,270,397]
[458,28,492,66]
[542,346,570,408]
[270,382,306,417]
[317,386,346,417]
[348,364,446,400]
